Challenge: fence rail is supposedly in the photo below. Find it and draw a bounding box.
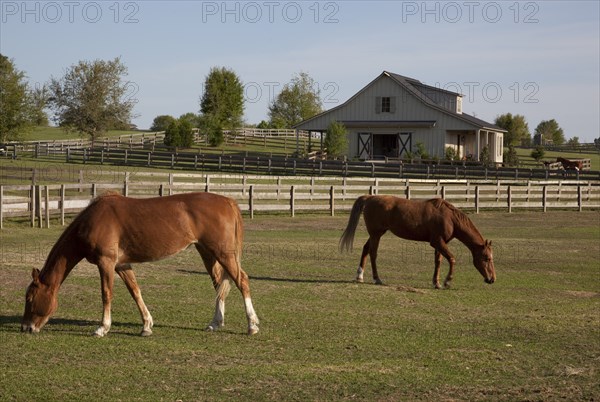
[62,147,600,181]
[1,175,598,229]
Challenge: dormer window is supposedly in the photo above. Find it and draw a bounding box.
[376,96,396,114]
[381,97,391,113]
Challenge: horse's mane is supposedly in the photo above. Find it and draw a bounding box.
[39,192,122,279]
[431,198,481,235]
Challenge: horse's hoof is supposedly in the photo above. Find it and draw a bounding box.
[444,282,452,289]
[248,326,259,335]
[140,329,152,337]
[434,283,442,289]
[355,277,364,283]
[374,279,383,285]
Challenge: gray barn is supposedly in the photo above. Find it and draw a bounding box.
[294,71,506,164]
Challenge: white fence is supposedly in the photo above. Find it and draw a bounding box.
[1,174,598,229]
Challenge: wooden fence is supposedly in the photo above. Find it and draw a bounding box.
[61,147,600,181]
[1,174,598,229]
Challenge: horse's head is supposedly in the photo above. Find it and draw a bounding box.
[21,269,58,333]
[472,240,496,285]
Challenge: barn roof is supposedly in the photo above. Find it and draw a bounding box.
[294,71,506,132]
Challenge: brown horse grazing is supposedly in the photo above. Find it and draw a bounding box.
[339,195,496,289]
[557,157,583,171]
[22,192,259,336]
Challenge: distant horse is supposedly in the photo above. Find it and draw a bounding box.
[557,157,583,171]
[22,192,259,336]
[339,195,496,288]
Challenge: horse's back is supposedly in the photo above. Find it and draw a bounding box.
[77,192,241,263]
[363,196,451,241]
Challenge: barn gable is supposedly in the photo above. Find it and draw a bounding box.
[295,71,506,163]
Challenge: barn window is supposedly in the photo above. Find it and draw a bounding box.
[376,96,396,114]
[381,97,391,113]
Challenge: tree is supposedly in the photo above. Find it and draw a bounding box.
[48,57,136,140]
[164,117,194,148]
[324,120,348,159]
[503,144,520,167]
[178,112,200,128]
[494,113,531,146]
[566,136,580,147]
[199,67,244,145]
[530,145,545,162]
[534,119,565,145]
[268,72,323,128]
[0,54,40,142]
[150,115,176,132]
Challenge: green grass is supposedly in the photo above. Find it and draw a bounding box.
[514,147,600,170]
[20,126,144,142]
[1,211,599,400]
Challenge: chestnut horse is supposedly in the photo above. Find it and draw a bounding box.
[22,192,259,336]
[557,157,583,171]
[339,195,496,288]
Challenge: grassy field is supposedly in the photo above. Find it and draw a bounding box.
[514,147,600,171]
[1,211,598,401]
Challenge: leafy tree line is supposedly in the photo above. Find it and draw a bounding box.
[494,113,573,147]
[2,56,330,149]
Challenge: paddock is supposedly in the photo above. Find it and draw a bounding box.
[1,210,598,400]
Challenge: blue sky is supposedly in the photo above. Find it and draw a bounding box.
[2,0,599,142]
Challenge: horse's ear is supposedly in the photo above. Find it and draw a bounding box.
[486,240,492,247]
[31,268,41,284]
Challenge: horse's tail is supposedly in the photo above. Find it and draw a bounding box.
[339,195,370,252]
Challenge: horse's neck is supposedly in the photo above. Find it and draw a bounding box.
[40,243,82,291]
[453,216,484,251]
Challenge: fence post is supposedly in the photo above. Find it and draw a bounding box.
[542,185,547,212]
[277,177,282,199]
[405,185,411,200]
[371,163,375,177]
[205,175,210,192]
[578,185,582,211]
[123,181,128,197]
[0,185,3,229]
[37,185,42,228]
[30,185,35,227]
[441,186,446,200]
[290,185,295,217]
[249,185,254,219]
[60,184,65,226]
[159,184,165,197]
[45,186,50,228]
[507,185,512,213]
[475,185,480,214]
[329,186,335,217]
[147,152,151,167]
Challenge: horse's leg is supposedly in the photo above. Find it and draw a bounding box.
[195,245,228,331]
[433,250,443,289]
[356,240,370,282]
[115,264,154,336]
[368,234,384,285]
[218,255,259,335]
[95,258,116,337]
[431,241,456,289]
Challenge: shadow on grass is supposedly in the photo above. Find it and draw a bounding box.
[0,315,246,337]
[177,269,353,284]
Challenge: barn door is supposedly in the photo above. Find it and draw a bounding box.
[358,132,372,159]
[397,132,412,158]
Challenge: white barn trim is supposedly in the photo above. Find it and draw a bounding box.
[294,71,506,164]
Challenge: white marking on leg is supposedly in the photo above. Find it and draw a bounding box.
[244,297,259,335]
[356,265,364,282]
[207,298,225,331]
[94,309,111,337]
